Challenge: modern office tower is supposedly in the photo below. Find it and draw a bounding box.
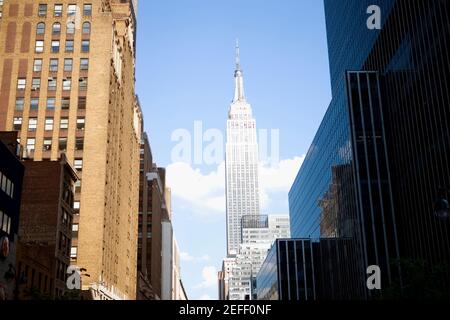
[289,0,450,299]
[0,1,142,299]
[17,154,78,300]
[225,41,260,256]
[0,132,24,301]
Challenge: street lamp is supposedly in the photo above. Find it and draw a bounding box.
[434,188,450,221]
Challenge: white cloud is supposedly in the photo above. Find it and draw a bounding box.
[194,266,217,289]
[180,252,210,262]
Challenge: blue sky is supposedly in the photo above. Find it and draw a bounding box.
[135,0,332,300]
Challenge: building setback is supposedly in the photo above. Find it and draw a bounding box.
[0,1,142,299]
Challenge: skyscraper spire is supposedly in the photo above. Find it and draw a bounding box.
[233,39,245,102]
[235,39,241,71]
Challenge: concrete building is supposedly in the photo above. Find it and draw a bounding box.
[0,1,142,299]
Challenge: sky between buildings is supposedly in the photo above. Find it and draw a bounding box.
[135,0,332,300]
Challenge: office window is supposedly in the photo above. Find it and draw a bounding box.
[67,22,75,34]
[52,22,61,35]
[78,97,86,109]
[83,4,92,16]
[81,40,90,53]
[75,137,84,150]
[15,98,24,110]
[64,59,73,71]
[79,77,88,91]
[80,58,89,71]
[51,40,60,53]
[47,98,56,110]
[76,118,85,130]
[59,138,67,151]
[63,78,71,91]
[54,4,63,17]
[49,59,59,72]
[48,78,57,91]
[30,98,39,110]
[61,97,70,110]
[74,160,83,170]
[13,117,22,131]
[35,40,44,53]
[32,78,41,90]
[36,22,45,35]
[17,78,26,90]
[68,4,77,17]
[45,118,54,131]
[43,139,52,151]
[65,40,74,53]
[28,118,37,131]
[38,4,47,17]
[82,22,90,34]
[33,59,43,72]
[60,118,69,130]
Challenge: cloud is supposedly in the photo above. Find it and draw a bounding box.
[194,266,217,289]
[180,252,210,262]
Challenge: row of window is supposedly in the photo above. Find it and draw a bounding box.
[38,3,92,18]
[36,21,91,36]
[33,58,89,73]
[0,171,14,199]
[25,137,84,152]
[17,77,88,93]
[0,210,11,235]
[14,116,85,132]
[15,96,87,111]
[35,39,90,53]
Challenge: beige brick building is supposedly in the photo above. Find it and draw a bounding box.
[0,0,141,299]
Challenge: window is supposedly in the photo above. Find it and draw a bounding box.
[61,97,70,110]
[32,78,41,90]
[66,22,75,34]
[51,40,60,53]
[36,22,45,35]
[75,138,84,150]
[72,224,79,232]
[33,59,43,72]
[82,22,90,34]
[74,180,81,193]
[54,4,63,17]
[17,78,26,90]
[52,22,61,35]
[30,98,39,110]
[74,160,83,170]
[59,138,67,151]
[81,40,90,53]
[13,117,22,131]
[79,77,88,91]
[43,139,52,151]
[70,247,77,258]
[68,4,77,17]
[76,118,85,130]
[38,4,47,17]
[65,40,74,53]
[78,97,86,109]
[83,4,92,16]
[35,40,44,53]
[45,118,54,131]
[60,118,69,130]
[48,77,57,91]
[63,78,71,91]
[28,118,37,131]
[49,59,59,72]
[47,98,56,110]
[15,98,24,110]
[80,58,89,71]
[64,59,73,71]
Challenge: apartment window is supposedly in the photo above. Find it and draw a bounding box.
[83,4,92,16]
[33,59,43,72]
[51,40,60,53]
[43,139,52,151]
[60,118,69,130]
[74,160,83,170]
[61,97,70,110]
[70,247,77,259]
[72,224,79,232]
[80,58,89,71]
[74,181,81,193]
[36,22,45,35]
[28,118,37,132]
[76,118,85,130]
[30,98,39,110]
[47,98,56,110]
[63,78,71,91]
[52,22,61,35]
[59,138,67,151]
[48,78,57,91]
[45,118,54,131]
[79,77,88,91]
[64,59,73,71]
[54,4,63,17]
[38,4,47,17]
[78,97,86,109]
[67,22,75,34]
[65,40,74,53]
[26,139,36,152]
[35,40,44,53]
[68,4,77,17]
[15,98,24,110]
[32,78,41,90]
[81,40,90,53]
[17,78,26,90]
[13,117,22,131]
[75,138,84,150]
[82,22,91,34]
[49,59,59,72]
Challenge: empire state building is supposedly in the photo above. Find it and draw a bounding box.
[225,41,260,256]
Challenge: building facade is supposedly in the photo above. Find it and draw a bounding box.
[0,0,142,299]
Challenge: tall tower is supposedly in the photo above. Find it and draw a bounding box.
[225,40,260,256]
